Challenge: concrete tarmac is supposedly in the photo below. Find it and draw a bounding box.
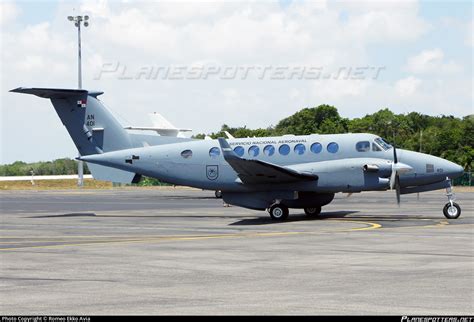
[0,188,473,315]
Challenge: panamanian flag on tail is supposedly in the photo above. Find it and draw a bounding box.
[77,99,87,108]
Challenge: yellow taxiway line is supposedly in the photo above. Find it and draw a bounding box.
[4,218,468,251]
[0,220,381,251]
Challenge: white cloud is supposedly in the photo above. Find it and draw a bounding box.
[344,10,430,43]
[395,76,422,97]
[0,2,20,26]
[338,0,430,43]
[1,0,472,163]
[405,48,461,74]
[79,0,110,19]
[466,20,473,47]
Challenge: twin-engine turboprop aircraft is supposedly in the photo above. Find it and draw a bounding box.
[11,87,464,220]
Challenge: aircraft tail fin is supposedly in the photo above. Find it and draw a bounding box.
[10,87,133,155]
[10,87,137,183]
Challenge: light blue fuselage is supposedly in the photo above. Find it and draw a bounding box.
[83,133,463,194]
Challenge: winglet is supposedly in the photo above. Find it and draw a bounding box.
[224,131,235,139]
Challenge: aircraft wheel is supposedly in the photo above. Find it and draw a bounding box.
[304,206,321,217]
[443,202,461,219]
[269,204,289,221]
[215,190,222,198]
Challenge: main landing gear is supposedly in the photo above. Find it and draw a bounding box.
[443,180,461,219]
[267,203,322,220]
[268,203,289,220]
[304,206,321,217]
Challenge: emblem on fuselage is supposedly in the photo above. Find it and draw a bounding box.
[206,165,219,180]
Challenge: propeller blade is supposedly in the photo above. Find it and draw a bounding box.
[393,146,398,164]
[390,164,397,190]
[395,175,401,206]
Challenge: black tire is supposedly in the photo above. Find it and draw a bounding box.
[269,204,289,221]
[443,202,461,219]
[304,206,321,217]
[215,190,222,198]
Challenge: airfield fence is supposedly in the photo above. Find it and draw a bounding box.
[453,171,473,186]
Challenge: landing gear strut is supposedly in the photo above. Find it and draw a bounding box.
[443,179,461,219]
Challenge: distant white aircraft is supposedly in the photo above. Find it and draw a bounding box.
[124,112,192,138]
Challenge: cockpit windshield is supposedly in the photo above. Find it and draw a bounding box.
[374,137,392,151]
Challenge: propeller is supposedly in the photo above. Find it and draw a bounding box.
[389,146,401,206]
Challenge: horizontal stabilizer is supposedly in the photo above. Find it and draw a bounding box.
[10,87,103,99]
[87,163,141,184]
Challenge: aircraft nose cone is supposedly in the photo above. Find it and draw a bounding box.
[448,163,464,179]
[439,157,464,179]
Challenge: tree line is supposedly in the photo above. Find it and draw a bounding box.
[1,105,472,183]
[194,105,473,172]
[0,159,90,176]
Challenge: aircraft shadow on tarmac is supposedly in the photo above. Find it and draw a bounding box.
[228,211,461,226]
[159,195,219,200]
[29,213,97,218]
[229,211,360,226]
[28,211,466,226]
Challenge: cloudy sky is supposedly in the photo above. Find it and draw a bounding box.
[1,0,472,164]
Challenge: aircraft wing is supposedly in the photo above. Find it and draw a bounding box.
[218,138,318,184]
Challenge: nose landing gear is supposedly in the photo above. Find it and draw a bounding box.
[443,179,461,219]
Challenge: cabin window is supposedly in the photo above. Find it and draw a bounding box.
[233,146,245,157]
[248,145,260,157]
[374,137,392,151]
[279,144,290,156]
[310,142,322,154]
[181,149,193,159]
[327,142,339,153]
[426,164,434,173]
[263,145,275,156]
[294,144,306,155]
[372,143,382,152]
[209,147,221,158]
[356,141,370,152]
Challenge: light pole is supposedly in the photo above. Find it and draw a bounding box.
[67,15,89,187]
